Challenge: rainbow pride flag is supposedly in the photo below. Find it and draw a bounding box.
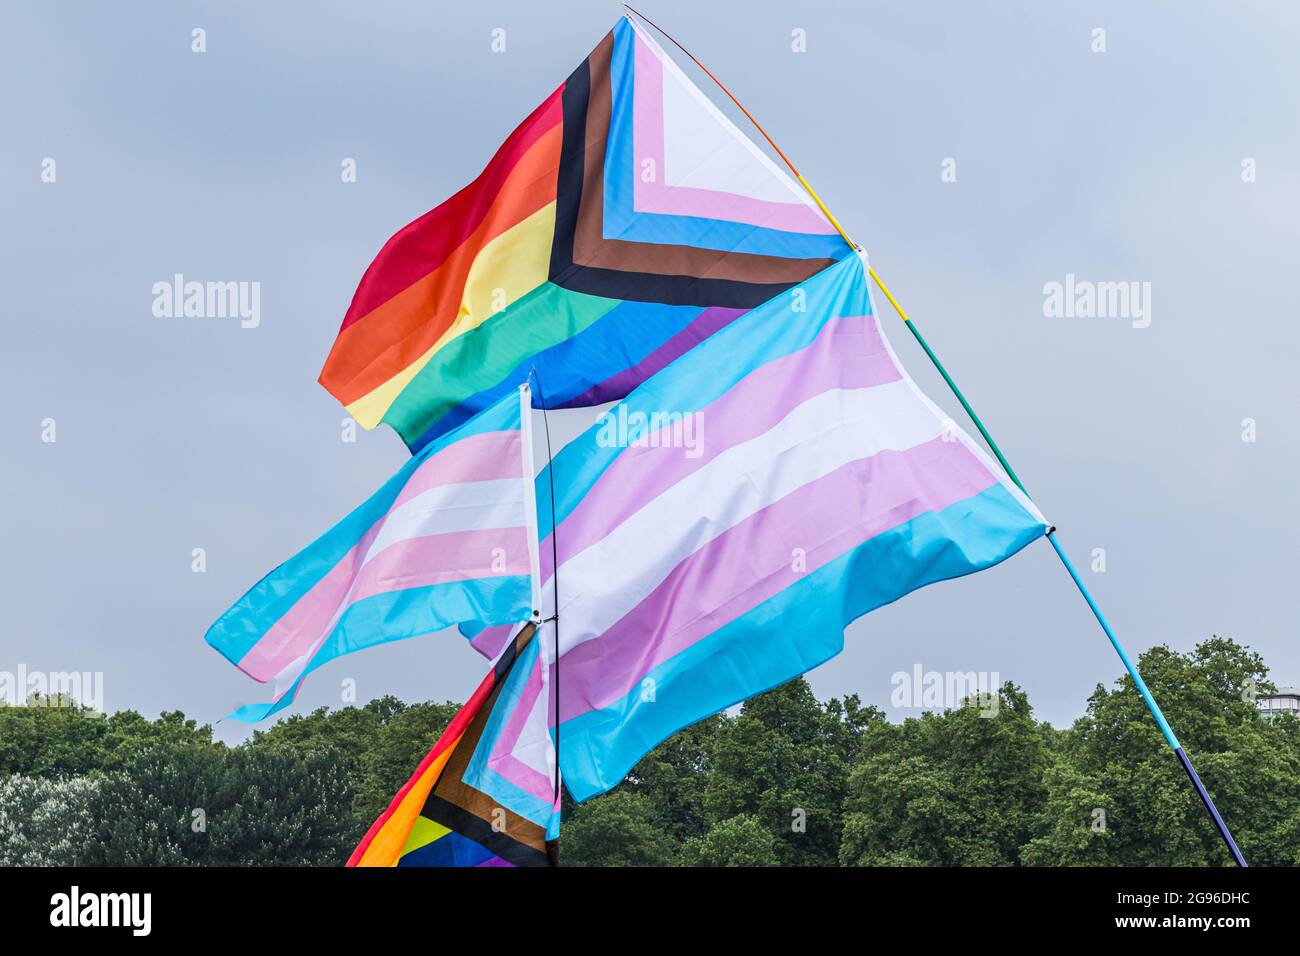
[205,387,541,722]
[349,623,559,867]
[535,252,1050,800]
[319,16,849,452]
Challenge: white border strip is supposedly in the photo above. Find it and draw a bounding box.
[624,14,822,214]
[519,383,544,617]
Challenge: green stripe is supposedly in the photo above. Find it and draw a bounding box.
[384,282,621,444]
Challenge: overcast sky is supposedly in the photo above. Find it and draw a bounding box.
[4,0,1297,745]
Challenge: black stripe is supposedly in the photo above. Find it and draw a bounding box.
[422,795,553,868]
[548,55,589,284]
[554,263,803,309]
[548,46,813,309]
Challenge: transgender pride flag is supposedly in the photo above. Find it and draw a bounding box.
[206,387,541,722]
[538,251,1050,800]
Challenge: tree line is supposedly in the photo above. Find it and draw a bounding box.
[1,636,1295,866]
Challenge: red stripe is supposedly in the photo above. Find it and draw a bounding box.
[345,668,497,866]
[339,85,565,331]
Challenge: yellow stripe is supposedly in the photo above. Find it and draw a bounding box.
[400,816,452,856]
[345,202,556,429]
[353,732,463,867]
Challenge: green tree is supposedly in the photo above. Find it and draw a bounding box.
[616,714,722,848]
[699,679,875,866]
[0,635,1290,868]
[562,790,679,866]
[1022,637,1300,866]
[839,683,1048,866]
[0,775,101,866]
[249,696,459,825]
[683,813,779,866]
[207,746,358,866]
[0,700,215,779]
[81,740,226,865]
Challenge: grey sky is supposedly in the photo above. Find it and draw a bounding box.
[4,0,1297,746]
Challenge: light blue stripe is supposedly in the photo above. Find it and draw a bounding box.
[557,484,1048,801]
[205,389,521,665]
[535,252,867,541]
[461,635,556,827]
[226,574,533,722]
[603,19,847,260]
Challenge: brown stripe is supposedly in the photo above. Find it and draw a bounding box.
[422,630,549,853]
[571,34,835,285]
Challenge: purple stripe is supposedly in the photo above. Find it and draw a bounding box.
[542,312,899,580]
[558,306,746,409]
[557,437,999,722]
[469,623,519,659]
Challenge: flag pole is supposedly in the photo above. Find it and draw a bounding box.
[624,5,1248,867]
[528,369,563,868]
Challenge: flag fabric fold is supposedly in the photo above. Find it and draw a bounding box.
[348,622,559,867]
[318,16,850,452]
[535,250,1050,801]
[205,386,541,722]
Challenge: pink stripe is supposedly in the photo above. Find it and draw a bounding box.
[342,529,530,606]
[557,438,999,722]
[631,33,833,236]
[239,528,530,681]
[495,651,544,754]
[235,430,521,681]
[237,528,389,682]
[486,651,554,801]
[392,430,523,511]
[494,752,554,804]
[540,313,898,580]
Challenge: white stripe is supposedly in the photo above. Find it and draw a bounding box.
[519,383,543,621]
[547,379,947,655]
[363,478,526,563]
[628,17,819,212]
[855,249,1049,527]
[281,483,528,689]
[513,653,555,781]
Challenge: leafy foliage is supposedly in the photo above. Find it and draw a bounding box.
[0,636,1294,866]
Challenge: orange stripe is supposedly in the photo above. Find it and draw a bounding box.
[347,665,499,867]
[321,122,563,407]
[340,89,564,328]
[349,735,462,867]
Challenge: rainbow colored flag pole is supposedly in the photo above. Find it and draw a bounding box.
[624,5,1249,867]
[890,285,1247,867]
